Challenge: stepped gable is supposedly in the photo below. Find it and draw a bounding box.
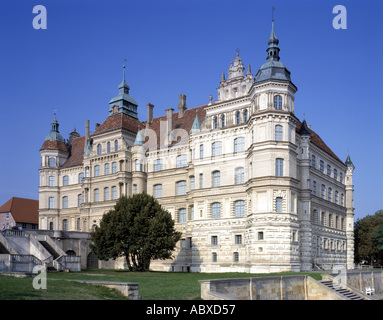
[0,197,38,225]
[296,120,342,163]
[93,112,144,136]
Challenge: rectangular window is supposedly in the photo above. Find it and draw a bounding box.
[104,187,109,201]
[179,208,187,223]
[104,163,110,175]
[212,252,217,262]
[327,165,331,177]
[190,176,195,190]
[234,200,245,217]
[235,235,242,245]
[258,231,264,240]
[112,162,117,173]
[212,171,220,187]
[49,176,55,187]
[200,144,204,159]
[94,189,99,202]
[312,181,316,196]
[320,160,324,172]
[62,196,68,209]
[212,141,222,156]
[311,155,316,168]
[211,202,221,219]
[49,197,54,209]
[112,186,117,200]
[176,155,187,168]
[275,197,282,212]
[233,252,239,263]
[94,165,100,177]
[234,137,245,152]
[199,173,203,189]
[211,236,218,246]
[275,158,284,176]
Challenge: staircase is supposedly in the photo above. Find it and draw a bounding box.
[320,280,365,300]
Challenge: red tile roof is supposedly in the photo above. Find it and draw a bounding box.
[296,120,342,163]
[0,197,39,224]
[93,112,144,135]
[62,136,86,168]
[40,140,68,152]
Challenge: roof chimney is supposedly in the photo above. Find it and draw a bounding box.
[147,103,154,124]
[177,94,187,118]
[165,108,174,145]
[84,120,90,153]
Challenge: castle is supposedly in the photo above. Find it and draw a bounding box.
[38,20,355,272]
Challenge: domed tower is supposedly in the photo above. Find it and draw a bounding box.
[39,114,69,229]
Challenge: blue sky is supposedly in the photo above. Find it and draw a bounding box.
[0,0,382,221]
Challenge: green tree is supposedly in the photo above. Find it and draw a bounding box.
[90,193,182,271]
[354,209,383,265]
[371,225,383,264]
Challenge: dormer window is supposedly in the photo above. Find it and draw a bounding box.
[274,95,282,110]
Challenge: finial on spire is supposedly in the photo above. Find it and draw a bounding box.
[236,48,240,57]
[122,58,127,82]
[272,6,275,22]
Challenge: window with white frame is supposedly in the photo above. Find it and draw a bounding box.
[243,109,248,122]
[176,180,187,195]
[320,160,324,172]
[62,196,68,209]
[77,194,82,206]
[199,173,203,189]
[335,190,339,204]
[94,165,100,177]
[97,144,102,155]
[154,159,163,171]
[78,173,84,183]
[275,197,283,212]
[233,252,239,263]
[49,157,56,167]
[104,187,109,201]
[274,95,282,110]
[321,184,325,199]
[234,137,245,152]
[327,165,331,177]
[104,163,110,175]
[212,171,220,187]
[153,184,162,198]
[211,202,221,219]
[213,116,218,129]
[94,189,99,202]
[179,208,187,223]
[190,176,195,190]
[211,235,218,246]
[107,141,111,153]
[234,200,245,217]
[200,144,204,159]
[212,141,222,156]
[235,235,242,245]
[235,111,241,124]
[328,187,332,202]
[114,140,118,151]
[112,186,117,200]
[49,176,55,187]
[176,154,187,168]
[275,158,284,176]
[49,197,54,209]
[275,125,283,141]
[112,162,117,173]
[235,167,244,184]
[63,175,69,186]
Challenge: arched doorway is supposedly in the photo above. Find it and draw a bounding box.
[87,252,99,269]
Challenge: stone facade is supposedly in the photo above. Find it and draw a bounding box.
[38,21,355,273]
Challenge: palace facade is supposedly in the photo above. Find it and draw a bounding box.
[38,21,355,272]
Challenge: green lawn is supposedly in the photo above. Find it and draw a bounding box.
[0,270,322,300]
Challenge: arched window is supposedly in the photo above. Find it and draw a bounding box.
[49,197,54,209]
[176,180,186,195]
[63,175,69,186]
[63,219,68,231]
[97,144,102,155]
[213,116,218,129]
[321,184,326,199]
[94,165,100,177]
[234,137,245,152]
[78,172,84,183]
[135,159,140,171]
[311,155,316,168]
[328,187,332,202]
[312,181,316,196]
[179,208,187,223]
[200,144,204,159]
[48,158,56,167]
[104,163,110,175]
[154,159,163,171]
[211,202,221,219]
[154,184,162,198]
[243,109,248,122]
[234,200,245,217]
[335,190,339,204]
[176,154,187,168]
[62,196,68,209]
[112,162,117,173]
[275,125,283,141]
[111,186,117,200]
[114,140,118,151]
[212,171,220,187]
[212,141,222,156]
[274,95,282,110]
[107,141,111,153]
[327,165,331,177]
[221,114,225,127]
[104,187,109,201]
[235,111,241,124]
[77,194,82,207]
[235,167,244,184]
[94,189,99,202]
